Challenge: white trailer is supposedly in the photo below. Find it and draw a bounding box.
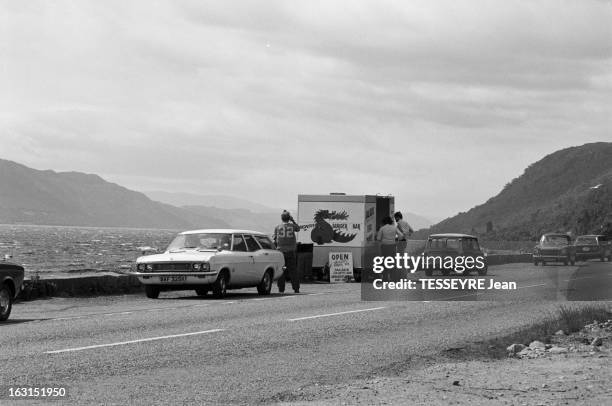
[297,193,394,281]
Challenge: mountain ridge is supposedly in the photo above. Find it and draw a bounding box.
[0,159,229,229]
[417,142,612,240]
[143,191,277,213]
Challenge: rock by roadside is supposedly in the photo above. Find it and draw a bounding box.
[505,319,611,360]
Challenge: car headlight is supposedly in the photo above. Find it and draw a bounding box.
[192,263,210,271]
[146,264,154,271]
[137,263,146,271]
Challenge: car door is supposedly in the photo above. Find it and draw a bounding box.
[243,234,266,284]
[577,236,598,259]
[254,234,283,281]
[229,234,252,286]
[462,238,479,258]
[597,236,611,259]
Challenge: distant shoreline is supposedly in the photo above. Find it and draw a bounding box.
[0,223,181,232]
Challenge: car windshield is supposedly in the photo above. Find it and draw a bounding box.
[541,235,569,245]
[166,233,232,251]
[575,237,598,245]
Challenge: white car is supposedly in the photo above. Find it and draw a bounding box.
[132,229,285,299]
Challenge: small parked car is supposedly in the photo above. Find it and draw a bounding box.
[574,235,611,262]
[132,229,285,299]
[421,233,488,276]
[533,233,576,266]
[1,259,25,321]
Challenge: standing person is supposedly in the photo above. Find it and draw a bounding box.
[273,210,301,293]
[394,211,414,254]
[377,216,403,281]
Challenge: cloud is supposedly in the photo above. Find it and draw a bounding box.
[1,0,611,217]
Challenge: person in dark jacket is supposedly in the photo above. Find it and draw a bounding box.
[273,210,301,293]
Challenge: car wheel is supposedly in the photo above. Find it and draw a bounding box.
[0,284,13,321]
[145,285,160,299]
[213,272,228,299]
[534,260,539,266]
[601,256,606,262]
[195,288,208,296]
[478,266,488,276]
[257,270,273,295]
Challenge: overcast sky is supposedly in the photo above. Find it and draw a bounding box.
[2,0,611,220]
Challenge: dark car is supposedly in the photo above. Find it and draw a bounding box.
[533,233,576,266]
[422,233,488,276]
[574,235,611,262]
[1,259,25,321]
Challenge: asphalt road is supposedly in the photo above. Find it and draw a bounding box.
[1,261,610,405]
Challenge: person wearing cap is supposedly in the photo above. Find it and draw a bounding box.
[273,210,301,293]
[394,211,414,254]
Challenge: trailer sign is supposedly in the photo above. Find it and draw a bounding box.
[329,252,353,283]
[298,201,364,247]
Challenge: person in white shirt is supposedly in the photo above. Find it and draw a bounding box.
[377,216,403,256]
[394,211,414,254]
[376,216,403,281]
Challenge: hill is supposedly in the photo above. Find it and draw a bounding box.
[400,212,433,231]
[143,191,277,213]
[417,142,612,240]
[0,159,229,229]
[182,206,281,234]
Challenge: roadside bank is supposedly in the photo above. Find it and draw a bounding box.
[19,271,142,300]
[269,305,612,405]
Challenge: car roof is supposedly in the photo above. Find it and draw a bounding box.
[429,233,478,239]
[575,234,604,238]
[542,233,570,237]
[179,229,267,236]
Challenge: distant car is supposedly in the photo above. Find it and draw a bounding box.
[132,229,285,299]
[421,233,488,276]
[1,260,25,321]
[533,233,576,266]
[574,235,611,262]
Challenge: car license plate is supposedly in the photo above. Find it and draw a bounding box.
[582,247,590,252]
[159,275,187,282]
